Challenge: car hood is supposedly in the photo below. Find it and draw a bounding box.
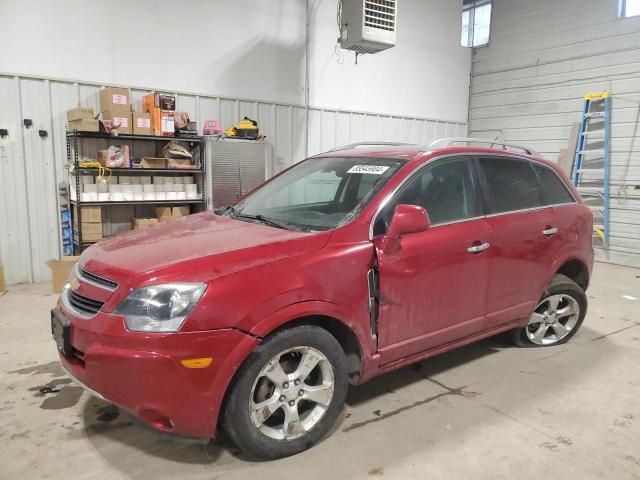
[80,211,331,284]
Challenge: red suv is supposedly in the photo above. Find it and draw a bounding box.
[52,139,593,459]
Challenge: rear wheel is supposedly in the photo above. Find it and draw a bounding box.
[221,325,348,459]
[511,274,587,347]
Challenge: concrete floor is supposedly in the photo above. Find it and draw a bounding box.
[1,262,639,480]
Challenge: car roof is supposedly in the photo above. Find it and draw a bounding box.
[316,144,426,161]
[314,144,549,166]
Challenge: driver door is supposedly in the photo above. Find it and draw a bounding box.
[372,156,492,365]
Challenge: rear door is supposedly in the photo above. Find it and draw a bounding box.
[532,162,583,270]
[476,156,553,326]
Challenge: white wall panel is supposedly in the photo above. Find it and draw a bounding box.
[0,76,31,284]
[19,78,59,282]
[468,0,640,268]
[0,73,465,285]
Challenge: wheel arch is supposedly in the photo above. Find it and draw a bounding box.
[217,309,367,435]
[265,315,364,384]
[554,258,590,290]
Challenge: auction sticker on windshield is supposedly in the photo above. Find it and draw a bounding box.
[347,165,390,175]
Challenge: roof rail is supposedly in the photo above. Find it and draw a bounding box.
[427,137,539,156]
[330,141,415,152]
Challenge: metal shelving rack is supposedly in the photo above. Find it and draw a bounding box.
[67,131,207,252]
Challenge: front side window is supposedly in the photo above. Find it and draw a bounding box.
[533,164,575,205]
[232,157,404,231]
[374,157,478,235]
[479,157,542,213]
[461,0,492,47]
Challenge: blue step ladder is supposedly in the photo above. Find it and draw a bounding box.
[571,91,611,246]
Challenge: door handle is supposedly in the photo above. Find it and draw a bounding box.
[542,227,558,236]
[467,242,490,253]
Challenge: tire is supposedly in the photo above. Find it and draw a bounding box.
[511,273,587,348]
[221,325,348,459]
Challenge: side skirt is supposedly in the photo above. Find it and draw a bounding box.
[375,318,523,376]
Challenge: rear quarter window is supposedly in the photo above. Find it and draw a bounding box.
[533,164,575,205]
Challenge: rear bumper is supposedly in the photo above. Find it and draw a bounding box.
[55,305,260,438]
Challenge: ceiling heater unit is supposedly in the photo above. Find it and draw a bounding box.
[339,0,397,54]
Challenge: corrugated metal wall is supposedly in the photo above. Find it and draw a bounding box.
[468,0,640,267]
[0,73,466,285]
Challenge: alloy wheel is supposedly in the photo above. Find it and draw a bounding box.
[526,293,580,345]
[249,346,335,441]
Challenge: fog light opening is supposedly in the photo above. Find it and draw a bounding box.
[139,408,175,431]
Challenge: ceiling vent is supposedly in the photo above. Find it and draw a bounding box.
[339,0,397,54]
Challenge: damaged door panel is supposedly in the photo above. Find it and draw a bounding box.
[373,218,492,364]
[367,267,379,342]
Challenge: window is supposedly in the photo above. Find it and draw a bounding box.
[478,157,542,213]
[461,0,492,47]
[620,0,640,17]
[374,158,477,235]
[533,164,575,205]
[233,156,403,231]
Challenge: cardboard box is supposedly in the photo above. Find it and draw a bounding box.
[73,219,103,243]
[67,107,95,121]
[172,206,190,217]
[102,109,132,134]
[173,112,189,129]
[73,222,103,242]
[141,157,167,169]
[167,158,192,168]
[133,217,159,229]
[147,108,174,136]
[132,112,152,135]
[73,205,102,223]
[46,256,80,293]
[159,111,175,136]
[142,92,176,112]
[68,118,99,132]
[156,207,172,221]
[100,87,131,112]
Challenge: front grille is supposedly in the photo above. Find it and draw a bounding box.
[79,267,118,290]
[67,289,104,316]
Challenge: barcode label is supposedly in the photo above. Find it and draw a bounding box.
[347,165,390,175]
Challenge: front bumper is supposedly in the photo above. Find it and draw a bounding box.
[53,305,260,438]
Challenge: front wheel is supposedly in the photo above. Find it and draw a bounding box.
[511,273,587,347]
[221,325,348,459]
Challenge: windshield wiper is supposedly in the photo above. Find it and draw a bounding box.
[229,209,298,231]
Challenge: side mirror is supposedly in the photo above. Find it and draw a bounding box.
[379,204,430,253]
[387,204,431,240]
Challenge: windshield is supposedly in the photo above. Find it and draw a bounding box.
[229,156,404,231]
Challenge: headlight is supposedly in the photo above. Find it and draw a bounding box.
[114,283,207,332]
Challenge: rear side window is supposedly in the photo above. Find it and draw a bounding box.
[479,157,542,213]
[533,164,575,205]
